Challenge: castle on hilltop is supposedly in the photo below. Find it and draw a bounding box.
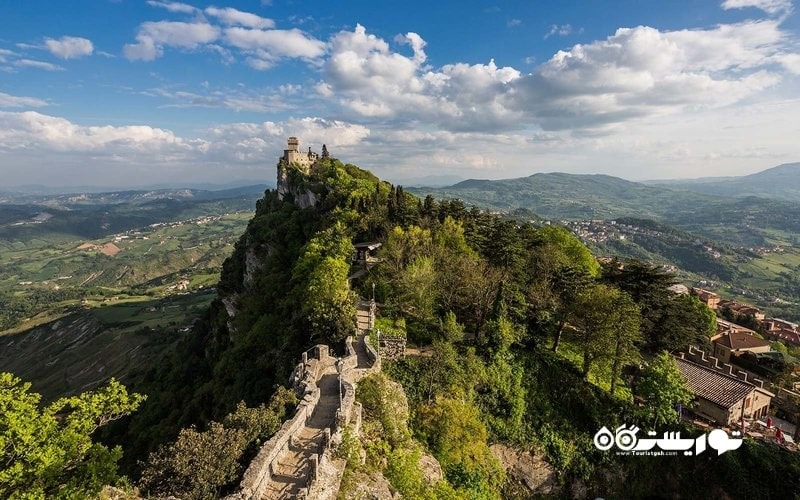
[277,137,330,205]
[280,136,329,171]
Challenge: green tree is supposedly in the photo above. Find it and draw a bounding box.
[139,422,246,500]
[436,254,502,331]
[0,373,144,499]
[572,285,641,383]
[523,227,596,351]
[417,397,504,493]
[295,221,357,342]
[438,311,465,343]
[636,352,694,427]
[535,225,601,277]
[432,216,474,257]
[603,260,713,353]
[140,389,295,500]
[304,256,357,341]
[421,342,461,403]
[547,265,594,353]
[479,314,522,359]
[608,302,642,396]
[381,225,433,276]
[771,341,789,354]
[396,256,439,323]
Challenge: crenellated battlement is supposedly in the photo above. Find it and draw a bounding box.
[679,345,766,388]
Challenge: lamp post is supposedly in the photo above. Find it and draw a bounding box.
[336,357,343,407]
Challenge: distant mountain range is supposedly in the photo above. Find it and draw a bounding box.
[646,162,800,201]
[408,164,800,254]
[410,171,703,220]
[0,180,274,197]
[389,174,466,187]
[0,184,269,206]
[409,163,800,221]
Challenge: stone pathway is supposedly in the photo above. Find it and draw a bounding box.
[261,369,339,499]
[356,307,371,333]
[260,332,374,499]
[354,334,371,369]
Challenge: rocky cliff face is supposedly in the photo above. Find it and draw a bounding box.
[216,162,323,337]
[277,162,318,209]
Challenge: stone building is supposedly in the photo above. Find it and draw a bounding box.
[711,330,771,363]
[282,136,321,170]
[694,288,720,309]
[762,318,800,346]
[675,356,773,425]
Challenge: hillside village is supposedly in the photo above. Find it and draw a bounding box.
[657,284,800,447]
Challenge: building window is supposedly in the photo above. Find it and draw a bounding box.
[745,397,751,408]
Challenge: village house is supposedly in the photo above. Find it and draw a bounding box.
[711,330,771,363]
[694,288,720,309]
[764,318,799,331]
[765,327,800,346]
[675,356,774,425]
[719,299,765,321]
[716,318,756,336]
[760,318,800,346]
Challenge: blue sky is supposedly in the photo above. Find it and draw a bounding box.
[1,0,799,188]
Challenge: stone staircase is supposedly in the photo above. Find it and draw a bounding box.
[225,323,380,500]
[261,369,339,498]
[356,300,375,333]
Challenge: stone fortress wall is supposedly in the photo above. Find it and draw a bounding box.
[681,345,767,389]
[224,328,381,498]
[223,345,336,499]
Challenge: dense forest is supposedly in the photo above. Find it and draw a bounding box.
[4,158,800,498]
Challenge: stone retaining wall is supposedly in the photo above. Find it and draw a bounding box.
[225,334,380,500]
[379,336,406,359]
[223,345,333,500]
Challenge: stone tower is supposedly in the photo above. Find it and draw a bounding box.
[281,137,318,171]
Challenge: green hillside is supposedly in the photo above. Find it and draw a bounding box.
[412,172,800,318]
[413,172,701,219]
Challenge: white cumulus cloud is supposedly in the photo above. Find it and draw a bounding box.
[318,20,798,133]
[13,59,64,71]
[44,36,94,59]
[0,111,200,153]
[0,92,48,108]
[124,21,220,61]
[224,27,325,57]
[145,1,198,14]
[545,24,573,39]
[721,0,793,15]
[205,7,275,29]
[0,49,15,63]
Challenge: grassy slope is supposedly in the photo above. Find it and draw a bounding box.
[0,291,214,401]
[0,193,259,401]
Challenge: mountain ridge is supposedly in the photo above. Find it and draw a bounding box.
[643,162,800,200]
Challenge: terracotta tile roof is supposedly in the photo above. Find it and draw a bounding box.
[714,331,770,350]
[675,358,754,409]
[769,329,800,345]
[716,319,755,335]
